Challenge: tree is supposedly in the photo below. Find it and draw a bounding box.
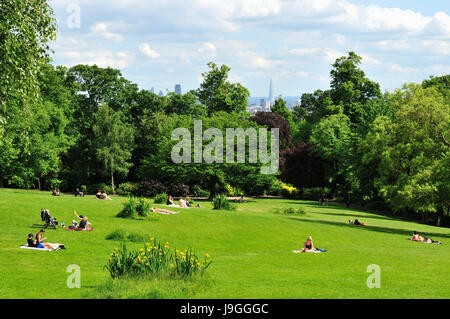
[250,112,293,150]
[196,62,250,114]
[280,142,328,190]
[361,84,450,222]
[0,0,57,187]
[92,104,135,193]
[271,97,293,125]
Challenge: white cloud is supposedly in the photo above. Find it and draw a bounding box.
[89,23,124,42]
[138,42,160,59]
[198,42,217,54]
[61,50,132,69]
[237,51,281,69]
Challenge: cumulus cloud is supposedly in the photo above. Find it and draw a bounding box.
[89,23,123,42]
[139,42,160,59]
[61,50,132,69]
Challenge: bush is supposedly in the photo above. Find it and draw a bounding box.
[118,196,156,219]
[191,185,210,198]
[154,193,168,204]
[301,187,331,201]
[267,179,283,196]
[212,194,236,210]
[170,183,189,197]
[280,182,299,199]
[138,180,168,197]
[225,184,244,197]
[80,185,87,193]
[117,182,138,196]
[283,207,306,215]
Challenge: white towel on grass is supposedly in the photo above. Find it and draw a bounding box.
[20,245,61,251]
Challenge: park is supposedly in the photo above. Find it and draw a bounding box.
[1,1,449,301]
[0,188,449,299]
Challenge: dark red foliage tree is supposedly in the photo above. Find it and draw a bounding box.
[249,112,293,150]
[280,142,328,189]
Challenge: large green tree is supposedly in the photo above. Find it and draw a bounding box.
[360,83,450,223]
[196,62,250,114]
[0,0,57,187]
[92,104,135,193]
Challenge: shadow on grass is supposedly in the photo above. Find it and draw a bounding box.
[308,211,392,221]
[286,217,450,239]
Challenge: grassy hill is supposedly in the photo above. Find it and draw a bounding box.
[0,188,448,299]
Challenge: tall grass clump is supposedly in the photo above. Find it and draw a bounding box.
[117,196,158,219]
[212,194,236,210]
[105,239,212,280]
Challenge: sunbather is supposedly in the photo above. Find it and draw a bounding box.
[167,195,174,205]
[300,236,317,252]
[35,229,61,250]
[72,210,92,230]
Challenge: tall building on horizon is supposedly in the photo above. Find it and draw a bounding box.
[268,79,273,106]
[175,84,182,95]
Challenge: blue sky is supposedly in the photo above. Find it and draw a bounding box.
[49,0,450,97]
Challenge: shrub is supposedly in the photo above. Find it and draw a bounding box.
[191,185,210,198]
[268,179,283,196]
[154,193,168,204]
[283,207,306,215]
[280,182,299,199]
[118,196,157,219]
[170,183,189,197]
[117,182,138,196]
[80,185,87,193]
[138,180,168,197]
[225,184,244,196]
[212,194,236,210]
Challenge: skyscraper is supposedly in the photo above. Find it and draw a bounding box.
[268,79,273,106]
[175,84,182,95]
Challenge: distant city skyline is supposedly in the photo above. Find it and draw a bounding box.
[50,0,449,96]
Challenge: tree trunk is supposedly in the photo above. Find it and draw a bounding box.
[37,178,41,191]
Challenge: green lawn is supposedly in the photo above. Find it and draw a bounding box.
[0,188,449,299]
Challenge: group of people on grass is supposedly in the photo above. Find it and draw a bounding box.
[166,195,200,208]
[26,210,92,250]
[96,189,111,200]
[410,231,441,244]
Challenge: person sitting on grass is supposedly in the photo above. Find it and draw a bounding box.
[72,210,92,230]
[101,190,112,200]
[96,189,102,199]
[35,229,61,250]
[74,188,84,197]
[167,195,174,205]
[27,233,44,248]
[52,189,60,196]
[185,197,193,207]
[179,198,187,208]
[300,236,317,252]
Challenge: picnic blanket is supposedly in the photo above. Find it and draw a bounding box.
[167,204,190,209]
[293,249,327,253]
[152,208,179,215]
[66,226,93,231]
[20,244,61,251]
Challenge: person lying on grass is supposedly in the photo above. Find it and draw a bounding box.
[349,219,366,226]
[410,231,441,244]
[34,229,61,250]
[72,210,92,230]
[300,236,317,252]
